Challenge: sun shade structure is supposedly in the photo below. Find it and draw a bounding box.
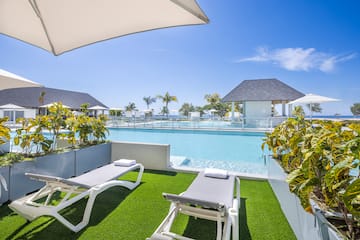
[0,103,24,109]
[289,93,341,119]
[88,105,108,110]
[288,93,340,105]
[222,79,304,121]
[0,87,107,110]
[0,69,42,90]
[222,79,304,104]
[0,0,209,55]
[39,102,71,109]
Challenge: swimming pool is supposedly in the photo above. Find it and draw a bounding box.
[107,128,267,176]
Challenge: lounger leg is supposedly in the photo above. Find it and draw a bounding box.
[222,216,232,240]
[216,217,223,240]
[134,164,144,188]
[229,199,239,240]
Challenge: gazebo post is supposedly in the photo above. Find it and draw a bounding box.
[231,102,235,122]
[282,101,286,116]
[288,104,293,117]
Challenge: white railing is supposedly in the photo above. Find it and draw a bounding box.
[107,116,288,130]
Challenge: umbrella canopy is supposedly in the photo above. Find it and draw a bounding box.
[0,0,209,55]
[0,103,25,109]
[288,93,340,119]
[288,93,340,105]
[0,69,42,90]
[89,105,108,110]
[109,107,124,111]
[40,102,71,108]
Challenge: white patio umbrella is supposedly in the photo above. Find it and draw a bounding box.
[89,105,108,117]
[0,0,209,55]
[40,102,71,108]
[0,69,42,90]
[88,105,108,111]
[109,107,124,111]
[0,103,25,110]
[40,102,71,115]
[288,93,340,119]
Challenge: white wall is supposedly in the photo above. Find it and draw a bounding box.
[111,141,170,171]
[244,101,272,118]
[0,109,35,121]
[24,109,36,118]
[268,158,322,240]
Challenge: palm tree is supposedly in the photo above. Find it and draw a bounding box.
[179,103,195,117]
[125,102,137,112]
[143,96,156,109]
[80,103,90,114]
[38,91,46,115]
[204,93,221,107]
[306,103,322,114]
[157,92,178,117]
[351,103,360,116]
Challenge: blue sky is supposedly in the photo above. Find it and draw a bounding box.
[1,0,360,115]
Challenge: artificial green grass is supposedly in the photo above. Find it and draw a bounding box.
[0,170,295,239]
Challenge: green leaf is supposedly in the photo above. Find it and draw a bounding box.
[343,178,360,216]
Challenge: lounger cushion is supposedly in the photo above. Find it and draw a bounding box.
[114,159,136,167]
[183,171,235,209]
[67,164,139,188]
[204,168,228,179]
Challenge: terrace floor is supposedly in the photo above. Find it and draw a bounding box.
[0,170,295,240]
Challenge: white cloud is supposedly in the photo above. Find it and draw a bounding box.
[236,47,356,72]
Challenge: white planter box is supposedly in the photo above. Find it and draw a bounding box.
[0,166,10,205]
[75,143,111,175]
[9,151,76,200]
[268,158,344,240]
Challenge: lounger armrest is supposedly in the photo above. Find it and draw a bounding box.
[163,193,225,211]
[25,173,65,183]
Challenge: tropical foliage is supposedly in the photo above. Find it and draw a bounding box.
[203,93,236,117]
[263,106,360,239]
[306,103,322,113]
[157,92,178,117]
[1,102,109,164]
[351,103,360,116]
[179,103,195,117]
[125,102,137,112]
[0,117,10,146]
[143,96,156,109]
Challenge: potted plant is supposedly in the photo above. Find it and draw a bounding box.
[0,116,11,204]
[264,108,360,239]
[5,102,111,200]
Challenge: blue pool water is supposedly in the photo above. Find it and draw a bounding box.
[107,128,267,176]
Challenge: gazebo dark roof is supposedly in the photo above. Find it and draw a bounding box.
[0,87,107,109]
[222,78,304,103]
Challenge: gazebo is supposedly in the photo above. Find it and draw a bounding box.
[222,79,304,125]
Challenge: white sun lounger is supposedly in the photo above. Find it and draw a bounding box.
[148,171,240,240]
[9,162,144,232]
